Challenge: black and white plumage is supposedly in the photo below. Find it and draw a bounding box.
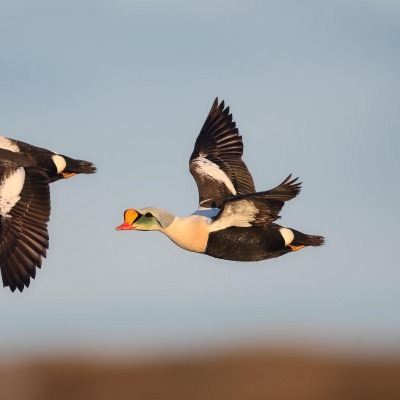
[0,136,96,292]
[190,99,255,209]
[116,98,324,261]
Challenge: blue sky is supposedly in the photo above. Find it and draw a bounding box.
[0,0,399,358]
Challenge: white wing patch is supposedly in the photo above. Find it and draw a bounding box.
[209,200,258,232]
[192,156,237,195]
[0,167,25,215]
[0,136,19,152]
[52,155,66,173]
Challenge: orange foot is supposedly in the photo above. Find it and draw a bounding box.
[62,172,77,179]
[289,244,305,252]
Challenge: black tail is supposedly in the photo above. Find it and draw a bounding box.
[65,157,97,174]
[291,229,325,247]
[48,158,96,183]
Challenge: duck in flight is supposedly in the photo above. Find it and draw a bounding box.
[116,98,324,261]
[0,136,96,292]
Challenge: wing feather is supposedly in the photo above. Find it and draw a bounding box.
[0,168,50,292]
[210,175,301,231]
[190,98,255,208]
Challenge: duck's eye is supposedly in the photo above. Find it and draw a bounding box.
[144,212,153,217]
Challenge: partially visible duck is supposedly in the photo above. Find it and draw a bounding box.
[116,98,324,261]
[0,136,96,292]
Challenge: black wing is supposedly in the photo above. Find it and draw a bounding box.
[0,148,36,171]
[210,175,301,230]
[189,98,255,209]
[0,168,50,292]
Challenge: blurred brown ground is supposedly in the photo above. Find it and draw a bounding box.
[1,348,400,400]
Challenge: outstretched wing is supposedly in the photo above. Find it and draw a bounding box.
[189,98,255,209]
[0,168,50,292]
[210,175,301,232]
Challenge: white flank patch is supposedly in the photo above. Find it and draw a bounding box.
[0,167,25,215]
[209,199,258,232]
[52,154,67,173]
[279,227,294,246]
[0,136,19,152]
[193,157,237,195]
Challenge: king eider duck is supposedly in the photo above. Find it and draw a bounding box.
[0,136,96,292]
[116,98,324,261]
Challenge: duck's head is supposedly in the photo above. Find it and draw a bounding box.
[115,208,175,231]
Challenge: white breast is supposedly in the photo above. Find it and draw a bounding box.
[163,215,210,253]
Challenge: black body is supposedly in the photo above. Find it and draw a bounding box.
[206,225,324,262]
